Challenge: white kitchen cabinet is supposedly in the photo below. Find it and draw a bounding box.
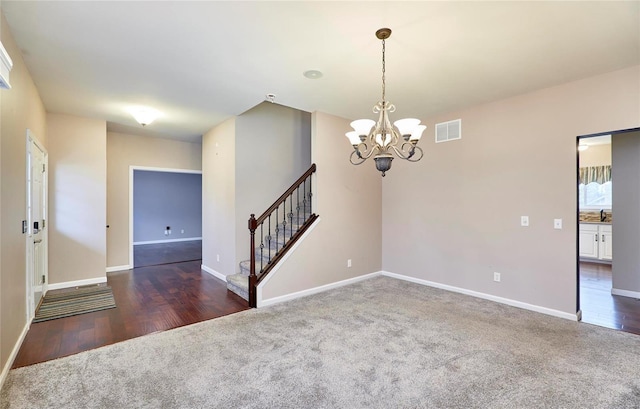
[579,224,599,259]
[579,223,612,261]
[599,224,613,261]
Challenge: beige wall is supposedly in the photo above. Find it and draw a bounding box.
[579,144,611,167]
[106,132,202,268]
[235,103,311,270]
[0,12,47,375]
[261,111,382,300]
[202,118,236,275]
[47,114,106,283]
[611,131,640,294]
[382,65,640,316]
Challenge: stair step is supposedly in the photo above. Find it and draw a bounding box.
[239,260,265,275]
[226,273,248,300]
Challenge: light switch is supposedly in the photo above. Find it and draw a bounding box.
[521,216,529,227]
[554,219,562,229]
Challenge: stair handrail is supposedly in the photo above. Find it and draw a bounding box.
[248,163,318,307]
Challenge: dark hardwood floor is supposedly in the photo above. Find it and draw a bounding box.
[13,259,248,368]
[580,261,640,335]
[134,240,202,268]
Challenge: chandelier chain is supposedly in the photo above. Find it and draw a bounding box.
[381,38,386,102]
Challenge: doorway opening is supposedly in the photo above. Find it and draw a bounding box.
[577,127,640,335]
[129,167,202,268]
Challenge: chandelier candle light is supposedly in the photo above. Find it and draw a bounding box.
[346,28,425,176]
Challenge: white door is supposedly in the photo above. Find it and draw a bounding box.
[578,224,599,259]
[26,132,48,318]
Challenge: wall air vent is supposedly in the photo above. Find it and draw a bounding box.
[435,119,461,143]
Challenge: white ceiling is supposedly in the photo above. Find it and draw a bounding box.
[582,135,611,146]
[2,1,639,143]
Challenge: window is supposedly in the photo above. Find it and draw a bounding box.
[579,181,612,209]
[579,165,612,210]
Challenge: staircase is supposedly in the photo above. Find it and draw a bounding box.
[226,164,318,306]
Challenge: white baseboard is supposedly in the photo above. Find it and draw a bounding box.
[579,257,611,265]
[0,321,30,391]
[47,276,107,291]
[133,237,202,245]
[201,264,227,282]
[258,271,380,308]
[106,265,131,273]
[381,271,578,321]
[612,288,640,299]
[257,269,579,320]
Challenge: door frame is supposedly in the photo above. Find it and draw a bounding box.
[128,166,203,269]
[25,129,48,320]
[576,126,640,316]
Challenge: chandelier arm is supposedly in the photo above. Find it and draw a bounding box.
[355,141,379,161]
[406,145,424,162]
[388,142,423,162]
[349,150,367,165]
[389,144,411,160]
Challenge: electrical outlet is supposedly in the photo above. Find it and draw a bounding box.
[347,259,352,268]
[168,229,171,235]
[493,272,501,282]
[216,254,220,262]
[181,229,185,234]
[521,216,529,227]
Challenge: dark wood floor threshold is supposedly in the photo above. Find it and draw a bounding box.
[580,261,640,336]
[13,260,248,368]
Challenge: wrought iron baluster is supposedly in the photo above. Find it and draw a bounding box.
[296,186,300,229]
[303,179,307,217]
[282,199,287,246]
[289,193,294,238]
[268,215,272,264]
[259,223,264,273]
[308,174,313,214]
[275,206,279,253]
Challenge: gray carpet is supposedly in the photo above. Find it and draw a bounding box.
[2,276,640,408]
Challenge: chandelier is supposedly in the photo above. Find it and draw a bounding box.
[346,28,425,177]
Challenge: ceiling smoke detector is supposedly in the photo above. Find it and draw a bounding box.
[265,93,276,103]
[303,70,323,79]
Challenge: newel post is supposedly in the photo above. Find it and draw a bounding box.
[248,214,258,308]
